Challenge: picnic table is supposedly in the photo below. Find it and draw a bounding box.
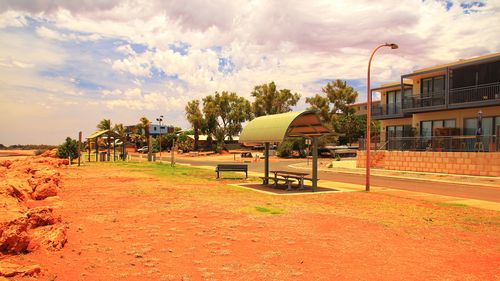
[269,170,310,191]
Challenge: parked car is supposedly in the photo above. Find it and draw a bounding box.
[137,146,148,153]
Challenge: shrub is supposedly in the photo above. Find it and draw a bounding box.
[56,137,79,160]
[34,149,46,156]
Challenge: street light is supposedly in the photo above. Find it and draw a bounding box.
[156,115,164,159]
[366,43,398,192]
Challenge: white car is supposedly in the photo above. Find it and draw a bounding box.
[137,146,148,153]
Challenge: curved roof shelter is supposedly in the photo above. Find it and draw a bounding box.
[86,129,126,162]
[239,110,331,192]
[239,110,330,144]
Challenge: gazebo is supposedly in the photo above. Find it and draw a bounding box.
[239,110,331,192]
[86,130,126,162]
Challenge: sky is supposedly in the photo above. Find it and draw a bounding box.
[0,0,499,145]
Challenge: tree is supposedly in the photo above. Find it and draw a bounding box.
[56,137,79,160]
[202,91,252,149]
[306,79,358,123]
[306,80,359,145]
[97,119,112,158]
[136,117,151,143]
[336,114,365,145]
[251,81,301,117]
[185,100,203,151]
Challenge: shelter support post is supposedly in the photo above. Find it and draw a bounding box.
[312,136,318,192]
[107,137,111,161]
[113,142,116,161]
[87,139,91,162]
[264,142,270,185]
[95,138,99,162]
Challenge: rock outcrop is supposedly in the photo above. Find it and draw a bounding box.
[0,155,68,277]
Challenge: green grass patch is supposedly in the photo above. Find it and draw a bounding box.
[254,206,285,215]
[433,202,468,208]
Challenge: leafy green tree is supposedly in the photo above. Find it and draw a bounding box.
[202,91,252,150]
[306,79,358,123]
[251,81,301,117]
[185,100,203,151]
[306,80,359,145]
[56,137,79,160]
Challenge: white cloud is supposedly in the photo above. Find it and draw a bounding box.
[36,26,101,42]
[1,0,500,144]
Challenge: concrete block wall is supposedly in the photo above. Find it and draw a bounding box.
[356,151,500,177]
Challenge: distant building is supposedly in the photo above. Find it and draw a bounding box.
[149,124,173,136]
[124,124,173,136]
[348,100,381,116]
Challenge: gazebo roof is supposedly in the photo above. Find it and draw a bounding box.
[239,110,330,143]
[86,129,122,140]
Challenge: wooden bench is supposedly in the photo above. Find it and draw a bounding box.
[215,164,248,179]
[259,176,296,190]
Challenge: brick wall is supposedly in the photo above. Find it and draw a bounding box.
[357,151,500,177]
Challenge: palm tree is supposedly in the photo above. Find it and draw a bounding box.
[97,119,111,131]
[113,123,127,159]
[185,100,203,151]
[96,119,111,160]
[137,117,151,150]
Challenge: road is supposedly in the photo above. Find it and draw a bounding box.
[175,157,500,203]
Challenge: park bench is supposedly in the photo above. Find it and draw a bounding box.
[215,164,248,179]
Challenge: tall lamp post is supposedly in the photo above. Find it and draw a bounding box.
[366,43,398,191]
[156,115,164,159]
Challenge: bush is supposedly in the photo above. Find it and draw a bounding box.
[34,149,46,156]
[56,137,79,160]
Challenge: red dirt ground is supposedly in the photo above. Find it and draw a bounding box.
[2,162,499,281]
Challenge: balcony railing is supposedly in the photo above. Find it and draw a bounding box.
[449,82,500,104]
[371,103,402,117]
[403,91,445,111]
[381,135,498,152]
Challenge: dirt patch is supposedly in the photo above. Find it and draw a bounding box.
[2,162,499,280]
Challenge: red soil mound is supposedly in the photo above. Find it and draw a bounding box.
[0,156,68,278]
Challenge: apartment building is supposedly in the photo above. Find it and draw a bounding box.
[372,52,500,151]
[348,100,381,116]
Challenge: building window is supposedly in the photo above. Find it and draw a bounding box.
[464,116,499,136]
[386,90,402,114]
[421,76,445,97]
[420,119,456,137]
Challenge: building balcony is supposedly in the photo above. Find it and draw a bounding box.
[402,91,446,113]
[371,103,404,119]
[449,82,500,108]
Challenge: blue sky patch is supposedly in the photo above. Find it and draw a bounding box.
[169,41,190,55]
[218,57,235,74]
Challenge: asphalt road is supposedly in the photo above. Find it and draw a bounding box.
[176,157,500,203]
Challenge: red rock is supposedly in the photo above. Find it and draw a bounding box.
[26,207,60,228]
[28,225,67,251]
[40,148,57,158]
[0,160,11,168]
[31,182,59,200]
[0,217,30,254]
[0,261,41,277]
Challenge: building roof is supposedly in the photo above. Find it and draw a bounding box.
[410,52,500,75]
[239,110,331,143]
[371,79,413,91]
[348,100,381,107]
[86,130,123,140]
